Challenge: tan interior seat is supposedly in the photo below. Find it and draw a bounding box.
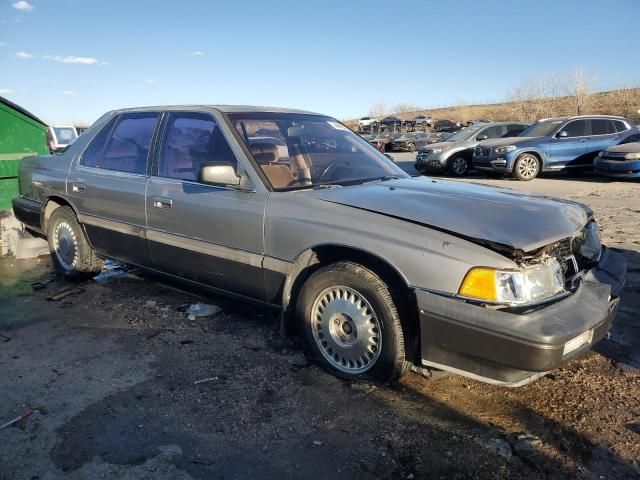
[250,143,295,189]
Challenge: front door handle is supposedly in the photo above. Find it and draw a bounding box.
[72,183,85,193]
[579,138,587,142]
[153,197,172,209]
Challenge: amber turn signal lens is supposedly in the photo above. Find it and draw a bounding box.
[458,268,497,302]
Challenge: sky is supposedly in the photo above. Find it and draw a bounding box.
[0,0,638,125]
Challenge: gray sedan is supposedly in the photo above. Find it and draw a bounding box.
[416,122,528,176]
[13,105,625,386]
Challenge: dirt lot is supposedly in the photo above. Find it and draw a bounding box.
[1,167,639,480]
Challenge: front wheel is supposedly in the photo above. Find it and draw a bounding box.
[513,153,540,181]
[296,262,409,382]
[47,206,103,279]
[447,155,469,177]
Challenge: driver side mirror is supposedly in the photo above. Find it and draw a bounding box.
[198,162,241,187]
[557,131,568,138]
[476,135,488,141]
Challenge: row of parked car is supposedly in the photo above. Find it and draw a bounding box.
[358,115,484,135]
[412,115,640,180]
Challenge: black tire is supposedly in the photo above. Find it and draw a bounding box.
[47,206,103,279]
[447,155,469,177]
[513,153,540,181]
[296,261,409,383]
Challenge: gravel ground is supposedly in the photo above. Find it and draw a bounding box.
[0,165,639,479]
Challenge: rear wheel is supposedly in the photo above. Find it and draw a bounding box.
[513,153,540,181]
[47,206,103,279]
[447,155,469,177]
[296,261,409,382]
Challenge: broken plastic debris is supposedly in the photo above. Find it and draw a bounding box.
[0,409,33,430]
[144,300,157,308]
[93,261,127,282]
[186,303,221,318]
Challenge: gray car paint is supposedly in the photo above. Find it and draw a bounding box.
[417,123,528,166]
[17,105,591,302]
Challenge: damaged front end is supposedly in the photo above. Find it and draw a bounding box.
[417,219,627,386]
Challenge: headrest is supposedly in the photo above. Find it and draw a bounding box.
[250,142,280,164]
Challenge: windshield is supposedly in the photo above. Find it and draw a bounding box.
[519,120,563,137]
[441,126,483,142]
[229,113,408,191]
[53,127,77,144]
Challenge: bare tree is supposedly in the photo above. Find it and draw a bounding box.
[368,100,388,119]
[391,103,420,115]
[567,69,596,115]
[610,79,639,117]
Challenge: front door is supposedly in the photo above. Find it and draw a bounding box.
[544,119,589,169]
[67,112,160,266]
[145,112,267,300]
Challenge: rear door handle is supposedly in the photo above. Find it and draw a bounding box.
[72,183,85,193]
[153,197,172,209]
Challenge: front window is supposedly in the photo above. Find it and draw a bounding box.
[53,127,77,145]
[229,113,407,190]
[442,126,483,142]
[519,120,563,138]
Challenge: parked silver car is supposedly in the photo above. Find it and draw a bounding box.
[416,122,529,176]
[13,105,625,386]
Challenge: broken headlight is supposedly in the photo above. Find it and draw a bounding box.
[579,221,602,262]
[458,258,565,305]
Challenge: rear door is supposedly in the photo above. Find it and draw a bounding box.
[145,111,267,300]
[544,119,589,169]
[585,119,621,163]
[68,112,160,266]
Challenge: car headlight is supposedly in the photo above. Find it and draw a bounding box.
[458,258,565,305]
[494,145,517,154]
[431,145,452,154]
[597,151,605,157]
[579,221,602,262]
[625,152,640,160]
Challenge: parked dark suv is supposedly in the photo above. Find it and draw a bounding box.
[473,115,639,180]
[433,119,458,133]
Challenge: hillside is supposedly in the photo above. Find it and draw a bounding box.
[344,88,640,129]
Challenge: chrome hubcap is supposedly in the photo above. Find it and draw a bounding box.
[311,286,381,374]
[452,157,467,175]
[517,156,538,179]
[53,220,78,270]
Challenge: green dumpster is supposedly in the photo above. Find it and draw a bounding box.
[0,96,48,211]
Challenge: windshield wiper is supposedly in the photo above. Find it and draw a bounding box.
[313,184,342,190]
[379,175,400,181]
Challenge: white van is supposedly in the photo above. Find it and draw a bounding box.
[47,126,78,152]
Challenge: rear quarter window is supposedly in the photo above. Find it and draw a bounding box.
[81,118,117,168]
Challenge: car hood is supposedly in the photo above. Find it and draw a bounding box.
[310,177,590,253]
[605,141,640,153]
[419,141,455,151]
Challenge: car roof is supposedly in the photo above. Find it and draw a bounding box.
[538,114,629,122]
[109,104,325,116]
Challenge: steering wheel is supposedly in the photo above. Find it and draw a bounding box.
[318,160,349,184]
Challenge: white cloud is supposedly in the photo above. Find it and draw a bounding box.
[0,88,14,95]
[45,55,99,64]
[191,51,205,56]
[16,51,34,59]
[12,1,34,12]
[63,90,75,95]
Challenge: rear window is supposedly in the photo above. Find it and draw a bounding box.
[614,120,629,132]
[81,118,117,168]
[53,127,77,144]
[590,119,615,135]
[98,113,159,174]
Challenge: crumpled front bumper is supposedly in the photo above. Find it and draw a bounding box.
[416,247,626,386]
